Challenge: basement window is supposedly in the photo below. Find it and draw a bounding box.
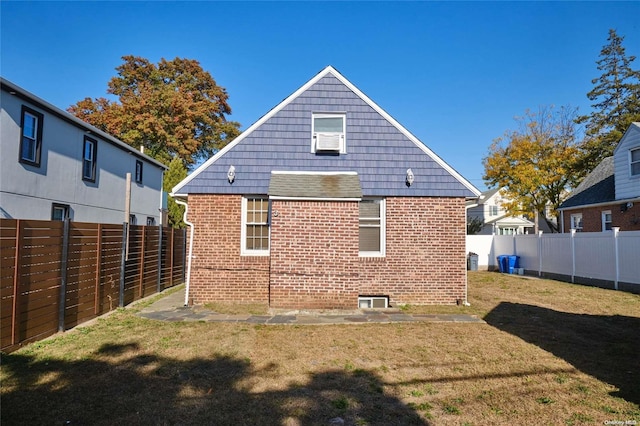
[358,296,388,309]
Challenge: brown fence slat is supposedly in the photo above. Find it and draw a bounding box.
[1,220,185,353]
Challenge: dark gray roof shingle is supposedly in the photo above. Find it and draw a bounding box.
[269,172,362,199]
[560,156,615,209]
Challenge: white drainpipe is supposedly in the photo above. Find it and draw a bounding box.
[172,196,194,307]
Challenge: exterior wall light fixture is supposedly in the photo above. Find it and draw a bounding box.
[406,168,415,186]
[227,165,236,183]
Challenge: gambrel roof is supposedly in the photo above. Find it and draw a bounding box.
[173,66,480,198]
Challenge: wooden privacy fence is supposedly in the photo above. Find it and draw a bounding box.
[0,219,186,353]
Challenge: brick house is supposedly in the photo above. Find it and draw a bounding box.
[172,66,480,309]
[559,123,640,233]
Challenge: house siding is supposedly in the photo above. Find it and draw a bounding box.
[187,194,467,307]
[0,80,165,224]
[180,74,474,198]
[614,124,640,200]
[562,202,640,233]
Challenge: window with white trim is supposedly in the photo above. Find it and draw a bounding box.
[602,210,612,231]
[570,213,583,232]
[631,147,640,176]
[20,106,43,166]
[359,198,385,256]
[489,205,498,216]
[242,197,270,255]
[82,136,97,182]
[312,113,346,153]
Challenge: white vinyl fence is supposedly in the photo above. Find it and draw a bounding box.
[467,229,640,292]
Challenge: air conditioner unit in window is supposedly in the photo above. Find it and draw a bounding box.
[315,133,342,151]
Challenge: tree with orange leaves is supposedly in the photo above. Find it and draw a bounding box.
[68,55,240,167]
[483,106,583,233]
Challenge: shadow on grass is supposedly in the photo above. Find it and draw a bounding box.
[1,343,427,425]
[484,302,640,405]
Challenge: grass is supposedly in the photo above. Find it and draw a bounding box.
[2,272,639,425]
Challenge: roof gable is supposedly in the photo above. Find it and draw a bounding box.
[173,66,479,198]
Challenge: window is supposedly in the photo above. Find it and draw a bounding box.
[129,214,137,225]
[359,198,385,256]
[135,160,143,183]
[51,203,69,221]
[500,227,516,235]
[146,217,155,226]
[570,213,583,231]
[312,113,346,153]
[602,210,612,231]
[358,296,388,309]
[82,136,97,181]
[19,106,43,166]
[241,197,270,255]
[631,148,640,176]
[489,205,498,216]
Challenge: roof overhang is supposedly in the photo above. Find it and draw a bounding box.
[558,196,640,211]
[268,171,362,200]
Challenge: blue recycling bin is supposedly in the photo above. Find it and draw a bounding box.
[496,255,508,273]
[507,255,520,274]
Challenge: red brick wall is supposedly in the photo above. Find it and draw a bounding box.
[187,194,269,304]
[186,195,468,307]
[562,202,640,233]
[359,197,467,305]
[269,200,360,309]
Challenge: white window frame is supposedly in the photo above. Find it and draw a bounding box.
[488,205,498,216]
[51,203,69,221]
[241,196,270,256]
[570,213,583,232]
[601,210,612,232]
[630,147,640,177]
[311,113,346,154]
[359,198,386,257]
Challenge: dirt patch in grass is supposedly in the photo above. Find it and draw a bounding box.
[2,272,639,425]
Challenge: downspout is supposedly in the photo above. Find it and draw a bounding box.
[173,196,194,307]
[463,211,471,306]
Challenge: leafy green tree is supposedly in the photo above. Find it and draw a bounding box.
[163,157,187,228]
[576,29,640,172]
[467,216,484,235]
[69,55,240,167]
[483,106,583,233]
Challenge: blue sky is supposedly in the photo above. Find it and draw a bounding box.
[2,1,639,190]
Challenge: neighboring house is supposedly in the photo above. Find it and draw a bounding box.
[1,78,167,225]
[559,123,640,233]
[172,66,480,309]
[466,188,535,235]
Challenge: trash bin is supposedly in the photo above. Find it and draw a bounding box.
[496,255,508,273]
[507,255,520,274]
[467,252,478,271]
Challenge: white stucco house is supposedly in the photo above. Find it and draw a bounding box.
[1,77,167,224]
